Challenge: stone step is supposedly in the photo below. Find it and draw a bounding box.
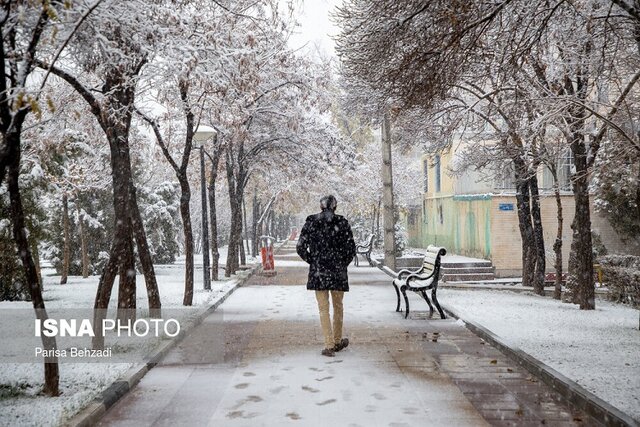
[441,261,493,268]
[441,266,495,275]
[442,272,496,282]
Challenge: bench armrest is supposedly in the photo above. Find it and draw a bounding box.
[397,267,422,280]
[405,269,436,285]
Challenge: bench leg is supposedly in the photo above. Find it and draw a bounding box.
[420,290,435,316]
[401,286,410,319]
[392,282,401,312]
[432,288,446,319]
[366,252,374,266]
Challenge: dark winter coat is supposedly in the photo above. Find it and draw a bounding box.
[296,210,356,291]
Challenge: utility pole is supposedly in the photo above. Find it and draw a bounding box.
[200,147,211,290]
[381,112,396,271]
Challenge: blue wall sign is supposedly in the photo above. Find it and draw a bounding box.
[499,203,514,211]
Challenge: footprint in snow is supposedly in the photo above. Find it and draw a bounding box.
[286,412,301,420]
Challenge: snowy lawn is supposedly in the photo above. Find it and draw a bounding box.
[0,248,257,427]
[439,288,640,421]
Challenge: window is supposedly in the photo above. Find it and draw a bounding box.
[494,161,516,190]
[558,149,575,191]
[422,159,429,192]
[434,155,441,193]
[541,149,574,191]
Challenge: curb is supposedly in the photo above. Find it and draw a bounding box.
[66,264,260,427]
[443,304,639,427]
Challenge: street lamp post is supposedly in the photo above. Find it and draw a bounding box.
[193,125,217,291]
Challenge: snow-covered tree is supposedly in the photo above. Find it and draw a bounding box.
[0,0,104,397]
[39,0,171,335]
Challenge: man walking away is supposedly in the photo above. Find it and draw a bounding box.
[296,195,356,357]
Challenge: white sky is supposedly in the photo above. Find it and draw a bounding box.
[285,0,343,58]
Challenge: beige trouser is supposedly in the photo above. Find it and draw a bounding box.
[315,290,344,350]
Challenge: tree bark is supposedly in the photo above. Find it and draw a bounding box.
[60,193,70,285]
[513,157,536,288]
[551,169,564,300]
[242,196,250,259]
[116,214,136,322]
[381,113,396,271]
[251,193,259,258]
[376,198,382,248]
[570,141,595,309]
[225,148,242,276]
[129,183,161,317]
[239,195,247,266]
[371,203,377,236]
[7,136,59,396]
[32,241,42,291]
[529,174,546,295]
[179,177,195,305]
[207,146,222,282]
[77,204,89,279]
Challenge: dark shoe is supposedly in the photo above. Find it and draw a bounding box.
[333,338,349,352]
[321,348,335,357]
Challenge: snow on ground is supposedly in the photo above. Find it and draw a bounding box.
[0,247,257,427]
[439,288,640,420]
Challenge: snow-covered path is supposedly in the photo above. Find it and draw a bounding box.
[98,245,593,426]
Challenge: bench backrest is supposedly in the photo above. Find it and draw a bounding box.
[365,234,375,246]
[421,245,447,278]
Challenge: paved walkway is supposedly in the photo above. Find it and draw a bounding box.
[99,243,595,426]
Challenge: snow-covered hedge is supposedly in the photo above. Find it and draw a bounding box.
[599,255,640,308]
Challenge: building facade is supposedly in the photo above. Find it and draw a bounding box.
[405,148,638,277]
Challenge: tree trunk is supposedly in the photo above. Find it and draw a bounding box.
[371,203,377,236]
[226,203,240,276]
[225,152,240,276]
[242,196,250,258]
[129,183,161,317]
[228,194,244,275]
[375,198,382,248]
[529,174,546,295]
[208,148,222,282]
[268,209,274,238]
[570,144,595,309]
[93,119,139,349]
[116,214,136,322]
[32,240,42,291]
[551,170,564,300]
[60,193,70,285]
[239,195,247,266]
[7,137,59,396]
[381,113,396,271]
[179,178,194,306]
[77,204,89,279]
[513,157,536,288]
[252,192,259,258]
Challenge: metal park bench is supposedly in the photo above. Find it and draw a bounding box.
[392,245,447,319]
[353,234,376,267]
